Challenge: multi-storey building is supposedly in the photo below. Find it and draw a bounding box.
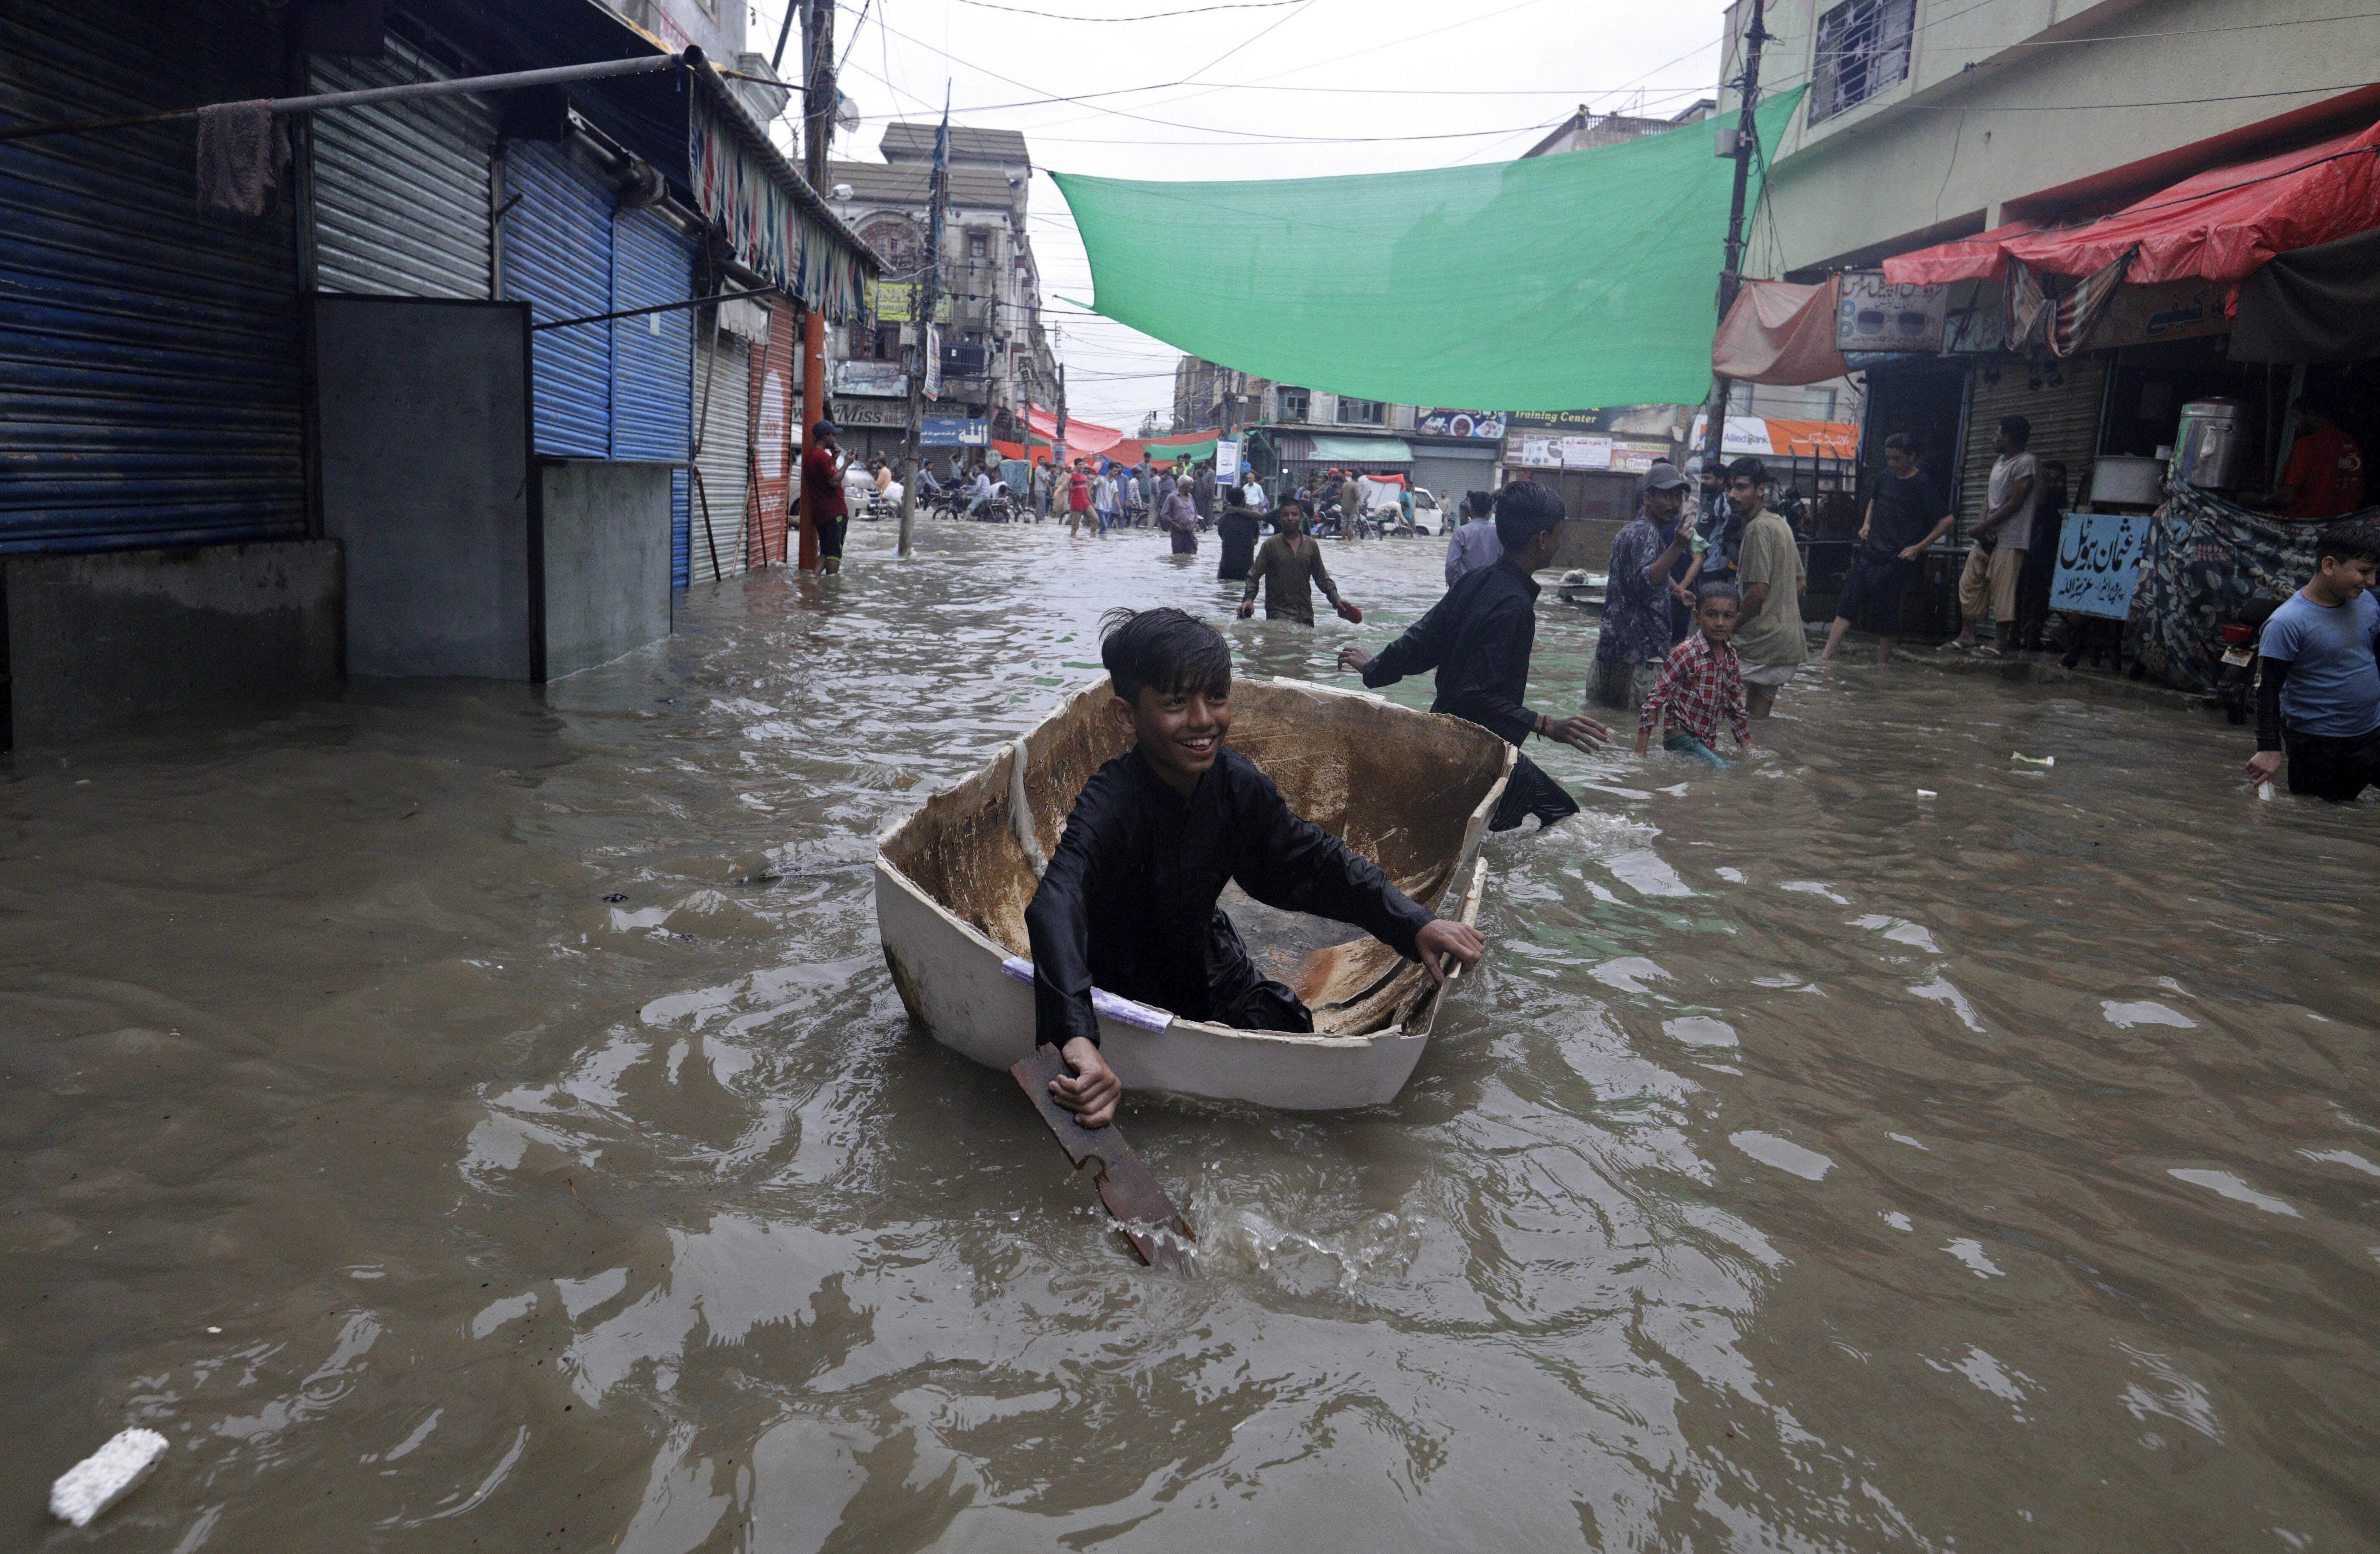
[1730,0,2380,542]
[824,125,1062,464]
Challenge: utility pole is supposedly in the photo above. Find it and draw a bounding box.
[797,0,834,572]
[1055,362,1068,473]
[1700,0,1769,479]
[897,102,949,559]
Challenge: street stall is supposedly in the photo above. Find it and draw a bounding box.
[1869,112,2380,680]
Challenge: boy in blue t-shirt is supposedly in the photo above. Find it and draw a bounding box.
[2249,520,2380,801]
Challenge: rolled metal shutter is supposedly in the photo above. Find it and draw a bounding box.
[0,0,304,554]
[500,141,611,458]
[1409,446,1499,509]
[746,298,798,568]
[691,331,750,581]
[611,208,695,587]
[1958,356,2108,539]
[309,33,494,299]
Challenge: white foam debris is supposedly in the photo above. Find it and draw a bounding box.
[50,1427,168,1527]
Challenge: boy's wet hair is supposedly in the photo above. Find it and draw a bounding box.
[1101,607,1232,703]
[1695,580,1743,608]
[2316,519,2380,567]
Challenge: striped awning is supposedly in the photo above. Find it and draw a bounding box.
[688,72,877,323]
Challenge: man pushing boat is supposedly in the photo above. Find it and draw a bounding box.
[1026,607,1488,1126]
[1337,480,1608,830]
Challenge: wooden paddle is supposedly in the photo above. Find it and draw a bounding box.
[1011,1044,1195,1273]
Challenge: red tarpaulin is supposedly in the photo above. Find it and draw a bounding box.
[1884,119,2380,286]
[1026,404,1125,458]
[1711,276,1852,384]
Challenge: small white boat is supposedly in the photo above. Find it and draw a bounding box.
[874,676,1514,1110]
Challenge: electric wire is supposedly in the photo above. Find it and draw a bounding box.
[954,0,1302,17]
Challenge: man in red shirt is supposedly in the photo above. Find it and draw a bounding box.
[800,419,850,575]
[2269,400,2366,521]
[1066,460,1091,539]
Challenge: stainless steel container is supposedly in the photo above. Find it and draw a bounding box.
[2172,398,2252,490]
[2090,455,2166,508]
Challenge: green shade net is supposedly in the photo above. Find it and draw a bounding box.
[1054,89,1804,414]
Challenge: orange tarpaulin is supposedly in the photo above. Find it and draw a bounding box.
[1711,277,1852,385]
[1883,119,2380,286]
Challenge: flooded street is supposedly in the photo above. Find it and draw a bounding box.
[8,516,2380,1551]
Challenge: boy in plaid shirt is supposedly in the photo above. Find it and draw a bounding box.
[1635,582,1754,765]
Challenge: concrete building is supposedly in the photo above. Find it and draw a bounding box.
[1732,0,2380,276]
[1721,0,2380,634]
[824,125,1063,464]
[1521,99,1716,158]
[592,0,791,122]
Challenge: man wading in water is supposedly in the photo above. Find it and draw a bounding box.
[1238,500,1359,625]
[1026,608,1487,1126]
[1336,481,1607,830]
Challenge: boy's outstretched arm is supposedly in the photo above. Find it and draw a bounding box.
[1228,763,1481,980]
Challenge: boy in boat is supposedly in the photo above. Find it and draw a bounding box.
[1026,607,1488,1127]
[1336,481,1608,831]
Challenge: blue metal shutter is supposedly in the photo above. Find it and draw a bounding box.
[611,208,695,587]
[500,141,611,458]
[0,0,304,554]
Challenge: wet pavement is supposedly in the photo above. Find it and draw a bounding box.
[5,515,2378,1551]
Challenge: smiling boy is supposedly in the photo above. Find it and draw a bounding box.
[2247,519,2380,801]
[1024,608,1488,1126]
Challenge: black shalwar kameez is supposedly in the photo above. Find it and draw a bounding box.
[1024,745,1433,1050]
[1358,554,1582,831]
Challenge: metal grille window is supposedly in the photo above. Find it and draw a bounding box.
[1810,0,1914,123]
[1336,396,1386,425]
[1278,388,1310,421]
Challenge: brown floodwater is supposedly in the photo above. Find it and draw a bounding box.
[5,517,2378,1551]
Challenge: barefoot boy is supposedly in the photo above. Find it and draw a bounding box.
[1026,607,1488,1126]
[1635,582,1755,765]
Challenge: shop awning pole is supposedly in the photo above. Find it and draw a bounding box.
[0,51,693,144]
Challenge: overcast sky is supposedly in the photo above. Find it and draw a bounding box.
[755,0,1728,430]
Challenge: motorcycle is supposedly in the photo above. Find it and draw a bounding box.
[2215,595,2281,725]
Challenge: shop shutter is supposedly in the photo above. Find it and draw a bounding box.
[691,331,750,581]
[611,207,694,586]
[0,0,304,554]
[1957,356,2108,539]
[501,141,612,458]
[309,35,493,299]
[745,296,799,568]
[1409,446,1500,509]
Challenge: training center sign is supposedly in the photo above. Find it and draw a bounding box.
[2049,511,2150,619]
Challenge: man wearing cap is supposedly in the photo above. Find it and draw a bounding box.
[1590,463,1696,712]
[1337,481,1608,832]
[801,420,850,576]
